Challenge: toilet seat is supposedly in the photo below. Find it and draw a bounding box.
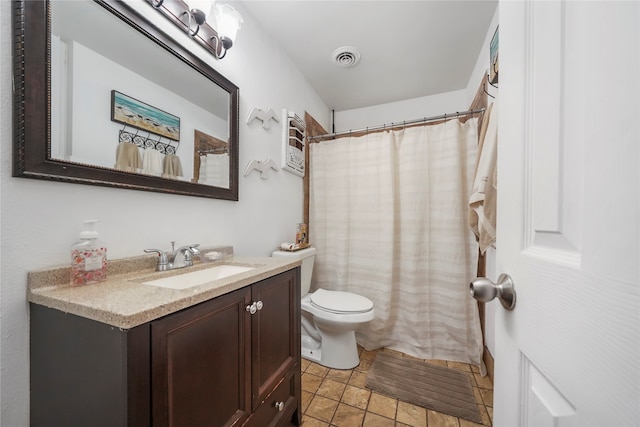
[310,289,373,314]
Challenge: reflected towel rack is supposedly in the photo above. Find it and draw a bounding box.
[118,126,178,154]
[198,147,228,155]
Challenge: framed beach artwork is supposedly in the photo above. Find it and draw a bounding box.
[110,90,180,141]
[489,26,499,84]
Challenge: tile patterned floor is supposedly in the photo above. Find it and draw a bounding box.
[300,347,493,427]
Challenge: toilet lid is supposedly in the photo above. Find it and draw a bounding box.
[310,289,373,314]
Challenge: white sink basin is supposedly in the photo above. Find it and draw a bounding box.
[142,265,255,290]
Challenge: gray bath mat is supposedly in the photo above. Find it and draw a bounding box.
[365,351,482,424]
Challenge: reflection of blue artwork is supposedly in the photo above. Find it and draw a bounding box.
[110,90,180,141]
[489,26,499,84]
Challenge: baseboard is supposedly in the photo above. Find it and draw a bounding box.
[483,346,494,382]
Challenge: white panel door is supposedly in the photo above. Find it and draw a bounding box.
[494,2,639,426]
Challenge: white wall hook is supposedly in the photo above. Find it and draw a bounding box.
[243,158,280,180]
[246,107,280,130]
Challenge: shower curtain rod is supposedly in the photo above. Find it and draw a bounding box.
[308,108,485,141]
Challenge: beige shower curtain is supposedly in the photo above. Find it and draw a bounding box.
[309,118,484,369]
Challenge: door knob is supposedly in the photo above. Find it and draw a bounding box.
[274,401,284,411]
[470,274,516,310]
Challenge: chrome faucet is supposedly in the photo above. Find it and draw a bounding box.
[144,242,201,271]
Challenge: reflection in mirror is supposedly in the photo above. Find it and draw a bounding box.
[51,0,230,187]
[13,0,239,199]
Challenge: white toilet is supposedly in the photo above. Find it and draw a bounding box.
[272,247,374,369]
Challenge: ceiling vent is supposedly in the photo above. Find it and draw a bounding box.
[331,46,361,68]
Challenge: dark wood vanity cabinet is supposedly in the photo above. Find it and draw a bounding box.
[151,286,252,426]
[151,268,301,427]
[30,268,301,427]
[246,270,300,426]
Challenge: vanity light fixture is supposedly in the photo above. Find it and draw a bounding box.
[149,0,243,59]
[210,3,243,54]
[184,0,210,36]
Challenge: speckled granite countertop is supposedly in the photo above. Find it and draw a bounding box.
[27,248,301,329]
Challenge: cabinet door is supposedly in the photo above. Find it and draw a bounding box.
[251,269,300,411]
[151,287,252,427]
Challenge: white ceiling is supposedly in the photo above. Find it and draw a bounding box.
[239,0,498,111]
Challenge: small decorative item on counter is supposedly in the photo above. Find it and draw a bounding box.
[70,220,108,285]
[296,223,307,245]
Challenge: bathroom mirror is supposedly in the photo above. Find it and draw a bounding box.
[12,0,239,200]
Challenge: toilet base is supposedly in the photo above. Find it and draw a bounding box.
[302,347,322,364]
[300,292,374,370]
[301,328,361,370]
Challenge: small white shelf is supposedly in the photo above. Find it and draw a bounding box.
[281,109,306,177]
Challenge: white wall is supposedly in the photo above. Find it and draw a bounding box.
[335,0,497,135]
[0,1,329,424]
[335,89,468,132]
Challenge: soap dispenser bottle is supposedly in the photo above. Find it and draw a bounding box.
[71,220,107,285]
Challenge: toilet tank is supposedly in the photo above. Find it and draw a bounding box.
[272,247,316,295]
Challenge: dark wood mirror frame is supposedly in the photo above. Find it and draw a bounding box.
[12,0,239,200]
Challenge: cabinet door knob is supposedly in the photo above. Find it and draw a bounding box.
[246,303,257,314]
[274,401,284,411]
[256,300,263,311]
